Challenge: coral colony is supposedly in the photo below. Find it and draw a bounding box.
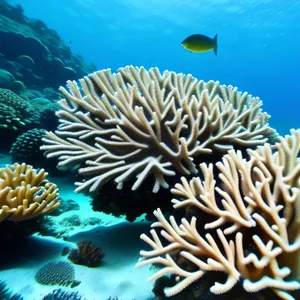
[40,65,298,299]
[0,1,298,299]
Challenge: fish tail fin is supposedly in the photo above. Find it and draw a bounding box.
[213,34,218,56]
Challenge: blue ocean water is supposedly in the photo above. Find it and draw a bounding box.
[0,1,299,300]
[8,0,300,134]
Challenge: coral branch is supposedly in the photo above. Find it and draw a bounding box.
[138,130,300,299]
[41,66,276,194]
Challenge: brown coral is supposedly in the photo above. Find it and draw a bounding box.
[68,240,105,267]
[0,163,60,222]
[41,66,277,195]
[137,129,300,300]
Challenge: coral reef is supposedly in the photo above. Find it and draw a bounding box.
[49,198,80,216]
[0,68,16,89]
[0,0,96,91]
[0,0,96,155]
[28,97,59,128]
[0,163,60,240]
[67,240,105,267]
[0,280,23,300]
[0,88,31,131]
[137,129,300,299]
[0,89,59,150]
[10,128,47,162]
[42,288,86,300]
[42,65,277,219]
[39,211,104,239]
[10,128,62,175]
[152,273,279,300]
[35,261,81,288]
[60,214,81,227]
[0,163,60,222]
[42,66,276,193]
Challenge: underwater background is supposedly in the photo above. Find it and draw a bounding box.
[8,0,300,134]
[0,0,299,300]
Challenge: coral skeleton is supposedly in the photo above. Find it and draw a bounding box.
[41,66,276,194]
[137,129,300,300]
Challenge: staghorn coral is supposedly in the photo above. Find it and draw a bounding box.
[41,66,277,196]
[0,163,60,222]
[137,129,300,300]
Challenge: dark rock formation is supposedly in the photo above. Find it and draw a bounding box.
[0,0,96,92]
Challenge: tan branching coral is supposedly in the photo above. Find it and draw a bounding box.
[41,66,276,194]
[137,129,300,300]
[0,163,60,222]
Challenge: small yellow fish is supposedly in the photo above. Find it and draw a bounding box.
[181,33,218,56]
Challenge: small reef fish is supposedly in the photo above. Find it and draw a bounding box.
[181,33,218,56]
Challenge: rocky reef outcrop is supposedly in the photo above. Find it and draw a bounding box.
[0,0,96,93]
[0,0,97,172]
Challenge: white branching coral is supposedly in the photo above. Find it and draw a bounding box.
[137,129,300,300]
[41,66,276,194]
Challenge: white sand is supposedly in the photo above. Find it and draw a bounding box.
[0,173,156,300]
